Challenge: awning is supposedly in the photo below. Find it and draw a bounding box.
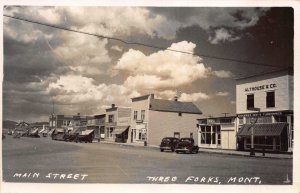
[30,128,39,134]
[80,129,94,135]
[111,126,129,135]
[69,127,80,134]
[48,129,55,135]
[237,123,287,137]
[56,128,65,133]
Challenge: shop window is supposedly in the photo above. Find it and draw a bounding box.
[274,115,287,123]
[141,110,145,120]
[266,91,275,108]
[174,132,180,138]
[247,94,254,110]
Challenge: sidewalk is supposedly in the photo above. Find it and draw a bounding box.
[99,140,293,159]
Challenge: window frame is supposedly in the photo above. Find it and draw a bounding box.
[266,91,275,108]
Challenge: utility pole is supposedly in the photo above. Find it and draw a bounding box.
[222,113,229,117]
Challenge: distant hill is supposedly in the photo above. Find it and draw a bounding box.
[2,120,18,130]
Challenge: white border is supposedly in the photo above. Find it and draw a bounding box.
[1,1,299,193]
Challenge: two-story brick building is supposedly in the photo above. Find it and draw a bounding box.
[104,104,131,142]
[129,94,202,146]
[236,68,293,152]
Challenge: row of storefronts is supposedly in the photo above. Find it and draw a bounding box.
[48,68,294,152]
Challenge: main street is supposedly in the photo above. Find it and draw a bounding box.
[2,136,292,184]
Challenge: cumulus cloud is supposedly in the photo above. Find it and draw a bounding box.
[47,74,140,113]
[216,91,230,96]
[114,41,209,90]
[153,7,269,40]
[209,28,240,44]
[111,45,123,52]
[213,70,233,78]
[61,7,164,38]
[180,92,210,102]
[53,33,111,75]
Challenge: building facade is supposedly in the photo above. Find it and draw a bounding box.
[87,114,106,140]
[49,113,89,130]
[129,94,202,146]
[236,68,293,152]
[197,116,237,150]
[104,104,131,142]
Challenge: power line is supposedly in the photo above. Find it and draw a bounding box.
[4,14,281,68]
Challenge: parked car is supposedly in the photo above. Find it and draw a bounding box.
[7,130,13,135]
[75,130,94,143]
[175,138,199,154]
[52,129,66,141]
[64,128,80,142]
[160,137,179,152]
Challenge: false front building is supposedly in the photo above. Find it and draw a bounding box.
[104,104,131,143]
[236,68,293,152]
[129,94,202,146]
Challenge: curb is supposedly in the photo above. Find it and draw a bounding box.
[197,150,293,159]
[99,141,292,159]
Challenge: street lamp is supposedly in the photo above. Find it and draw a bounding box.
[248,107,260,156]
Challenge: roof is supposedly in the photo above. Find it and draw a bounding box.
[237,123,287,137]
[235,67,293,80]
[149,99,202,114]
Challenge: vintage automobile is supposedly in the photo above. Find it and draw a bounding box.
[52,129,66,141]
[160,137,179,152]
[175,138,199,154]
[64,128,80,142]
[75,129,95,143]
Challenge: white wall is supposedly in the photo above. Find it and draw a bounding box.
[236,72,292,114]
[148,110,200,146]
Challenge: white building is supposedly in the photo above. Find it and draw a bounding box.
[236,68,293,152]
[197,116,237,150]
[129,94,202,146]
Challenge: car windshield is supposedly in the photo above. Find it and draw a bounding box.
[162,138,171,142]
[179,138,192,143]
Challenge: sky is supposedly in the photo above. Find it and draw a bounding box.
[2,6,294,122]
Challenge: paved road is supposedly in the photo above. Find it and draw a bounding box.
[2,135,293,184]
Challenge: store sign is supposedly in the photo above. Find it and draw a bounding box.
[244,83,276,92]
[238,111,283,118]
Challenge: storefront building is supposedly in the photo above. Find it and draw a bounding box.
[87,114,106,141]
[130,94,202,146]
[104,104,131,143]
[236,68,293,152]
[197,116,237,150]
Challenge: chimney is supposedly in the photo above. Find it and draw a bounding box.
[111,104,115,108]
